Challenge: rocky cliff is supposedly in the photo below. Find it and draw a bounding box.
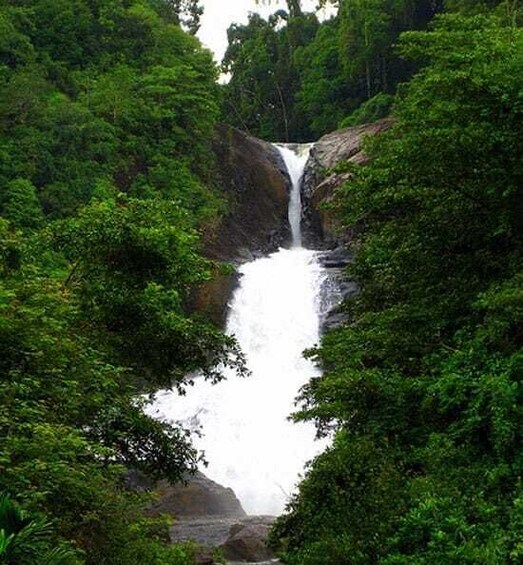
[204,125,291,263]
[302,119,394,248]
[190,125,291,326]
[300,119,394,332]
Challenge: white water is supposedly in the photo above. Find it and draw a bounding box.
[150,144,325,515]
[276,144,311,247]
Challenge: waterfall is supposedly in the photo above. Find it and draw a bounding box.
[150,145,325,516]
[275,144,311,247]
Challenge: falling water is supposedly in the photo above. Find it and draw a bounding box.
[150,144,326,515]
[276,144,311,247]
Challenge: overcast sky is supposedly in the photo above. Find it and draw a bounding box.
[197,0,333,63]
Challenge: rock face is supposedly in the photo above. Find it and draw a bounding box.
[189,125,292,327]
[316,246,359,333]
[301,120,393,332]
[204,124,291,263]
[148,472,247,520]
[187,269,240,327]
[302,119,394,248]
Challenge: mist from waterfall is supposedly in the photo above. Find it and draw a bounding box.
[150,144,326,515]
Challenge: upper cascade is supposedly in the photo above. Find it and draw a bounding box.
[274,144,312,248]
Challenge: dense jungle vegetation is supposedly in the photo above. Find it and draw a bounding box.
[265,1,523,564]
[0,0,521,563]
[0,0,244,562]
[222,0,518,141]
[222,0,445,140]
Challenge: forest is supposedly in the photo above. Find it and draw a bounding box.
[0,0,521,563]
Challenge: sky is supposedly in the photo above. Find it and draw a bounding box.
[197,0,333,63]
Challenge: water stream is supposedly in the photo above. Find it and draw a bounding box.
[150,144,325,515]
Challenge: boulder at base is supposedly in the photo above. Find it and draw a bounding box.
[221,519,276,563]
[171,515,278,564]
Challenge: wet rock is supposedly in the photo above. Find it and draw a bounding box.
[319,246,353,269]
[170,515,276,560]
[171,517,237,549]
[188,270,240,327]
[195,553,216,565]
[203,125,291,263]
[318,263,359,334]
[148,472,247,520]
[338,279,359,301]
[322,306,349,332]
[191,125,293,324]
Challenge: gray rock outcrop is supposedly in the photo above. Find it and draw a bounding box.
[302,120,394,332]
[302,119,394,248]
[170,515,277,564]
[148,472,247,520]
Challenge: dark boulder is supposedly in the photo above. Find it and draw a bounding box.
[319,246,353,269]
[187,269,240,327]
[322,306,349,332]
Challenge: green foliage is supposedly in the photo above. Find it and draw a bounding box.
[221,9,320,141]
[222,0,517,141]
[271,432,404,564]
[0,224,210,561]
[0,493,79,564]
[1,178,43,229]
[293,19,348,136]
[52,197,243,387]
[273,10,523,564]
[0,0,239,563]
[339,92,393,128]
[0,0,219,218]
[222,0,441,140]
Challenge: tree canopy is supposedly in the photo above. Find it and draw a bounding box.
[271,6,523,563]
[221,0,442,140]
[0,0,243,562]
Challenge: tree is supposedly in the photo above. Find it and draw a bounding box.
[221,9,319,141]
[222,0,443,139]
[1,178,43,229]
[0,1,239,562]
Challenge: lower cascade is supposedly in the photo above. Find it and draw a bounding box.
[151,144,326,515]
